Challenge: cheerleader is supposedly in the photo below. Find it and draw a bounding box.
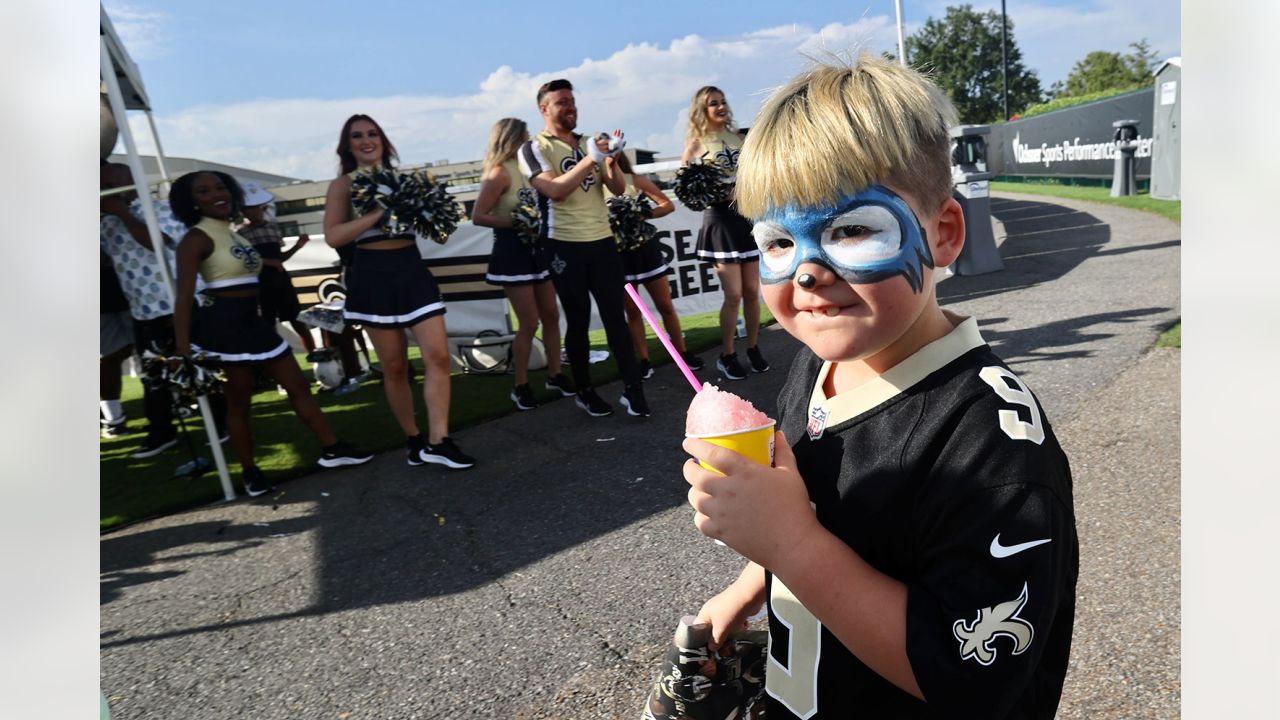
[322,114,475,469]
[681,86,769,381]
[471,117,572,411]
[171,171,372,497]
[610,154,706,379]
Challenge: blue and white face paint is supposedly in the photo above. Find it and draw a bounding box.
[751,185,935,293]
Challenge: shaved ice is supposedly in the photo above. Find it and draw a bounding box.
[686,383,772,436]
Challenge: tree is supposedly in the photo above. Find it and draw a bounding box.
[1124,38,1160,79]
[1058,39,1159,98]
[905,4,1042,123]
[1063,51,1136,96]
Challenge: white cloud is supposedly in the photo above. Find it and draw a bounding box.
[120,3,1178,181]
[918,0,1181,85]
[124,20,902,181]
[102,2,169,61]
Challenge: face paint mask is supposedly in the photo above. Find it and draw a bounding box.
[751,185,935,293]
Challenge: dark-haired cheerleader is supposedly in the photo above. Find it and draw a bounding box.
[609,154,706,380]
[171,171,373,497]
[322,115,475,469]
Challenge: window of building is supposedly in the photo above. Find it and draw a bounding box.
[275,196,328,215]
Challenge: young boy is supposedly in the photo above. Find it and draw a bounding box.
[236,182,317,357]
[682,55,1078,719]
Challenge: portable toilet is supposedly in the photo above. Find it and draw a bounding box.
[1151,57,1181,201]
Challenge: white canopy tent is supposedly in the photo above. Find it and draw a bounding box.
[100,4,236,501]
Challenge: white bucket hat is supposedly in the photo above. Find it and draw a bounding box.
[240,180,275,207]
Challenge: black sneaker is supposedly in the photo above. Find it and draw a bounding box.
[575,388,614,417]
[746,346,770,374]
[545,373,576,397]
[317,440,374,468]
[639,359,655,380]
[406,434,426,467]
[716,352,747,381]
[620,384,651,417]
[132,432,178,459]
[422,437,476,470]
[511,383,538,411]
[101,415,129,438]
[680,351,706,371]
[243,466,274,498]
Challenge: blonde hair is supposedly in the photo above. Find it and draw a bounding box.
[685,86,735,143]
[482,117,529,172]
[736,54,958,220]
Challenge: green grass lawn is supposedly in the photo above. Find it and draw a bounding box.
[1156,322,1181,348]
[991,181,1181,224]
[101,306,773,529]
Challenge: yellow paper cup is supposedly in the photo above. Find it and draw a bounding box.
[687,421,776,475]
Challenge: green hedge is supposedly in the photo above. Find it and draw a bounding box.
[1008,84,1152,121]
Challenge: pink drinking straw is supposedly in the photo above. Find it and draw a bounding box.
[624,283,703,394]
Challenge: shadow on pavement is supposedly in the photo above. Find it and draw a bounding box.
[939,197,1112,305]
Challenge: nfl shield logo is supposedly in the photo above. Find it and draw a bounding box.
[806,405,829,440]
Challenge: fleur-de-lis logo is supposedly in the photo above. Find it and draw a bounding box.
[230,243,261,272]
[560,149,595,192]
[550,253,567,275]
[953,583,1035,666]
[714,144,740,172]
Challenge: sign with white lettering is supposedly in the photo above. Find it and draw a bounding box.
[988,87,1154,179]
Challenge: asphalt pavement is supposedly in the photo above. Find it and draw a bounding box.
[100,191,1181,719]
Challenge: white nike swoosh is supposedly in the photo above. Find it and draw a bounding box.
[990,534,1052,558]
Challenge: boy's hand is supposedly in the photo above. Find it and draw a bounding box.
[683,431,821,569]
[296,232,311,247]
[695,584,762,651]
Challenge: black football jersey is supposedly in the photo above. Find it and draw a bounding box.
[764,316,1078,719]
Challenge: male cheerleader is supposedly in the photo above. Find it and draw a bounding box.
[519,78,650,418]
[682,55,1079,718]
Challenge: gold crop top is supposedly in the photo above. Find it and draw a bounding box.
[699,129,743,183]
[490,158,532,221]
[194,216,262,290]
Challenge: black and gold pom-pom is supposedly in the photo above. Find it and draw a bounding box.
[140,350,225,402]
[408,170,464,245]
[608,194,658,252]
[350,167,462,243]
[672,161,731,211]
[350,167,400,217]
[511,187,542,252]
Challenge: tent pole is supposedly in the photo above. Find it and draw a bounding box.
[144,110,172,198]
[894,0,907,65]
[100,35,236,502]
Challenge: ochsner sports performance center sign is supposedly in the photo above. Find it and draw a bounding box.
[987,87,1154,179]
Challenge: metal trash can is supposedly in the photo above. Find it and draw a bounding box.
[949,125,1004,276]
[1110,119,1141,197]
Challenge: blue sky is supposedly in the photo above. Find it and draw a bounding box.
[104,0,1181,181]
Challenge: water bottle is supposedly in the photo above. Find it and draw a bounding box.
[735,317,747,338]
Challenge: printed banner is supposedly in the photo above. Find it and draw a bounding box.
[987,87,1155,179]
[286,201,731,334]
